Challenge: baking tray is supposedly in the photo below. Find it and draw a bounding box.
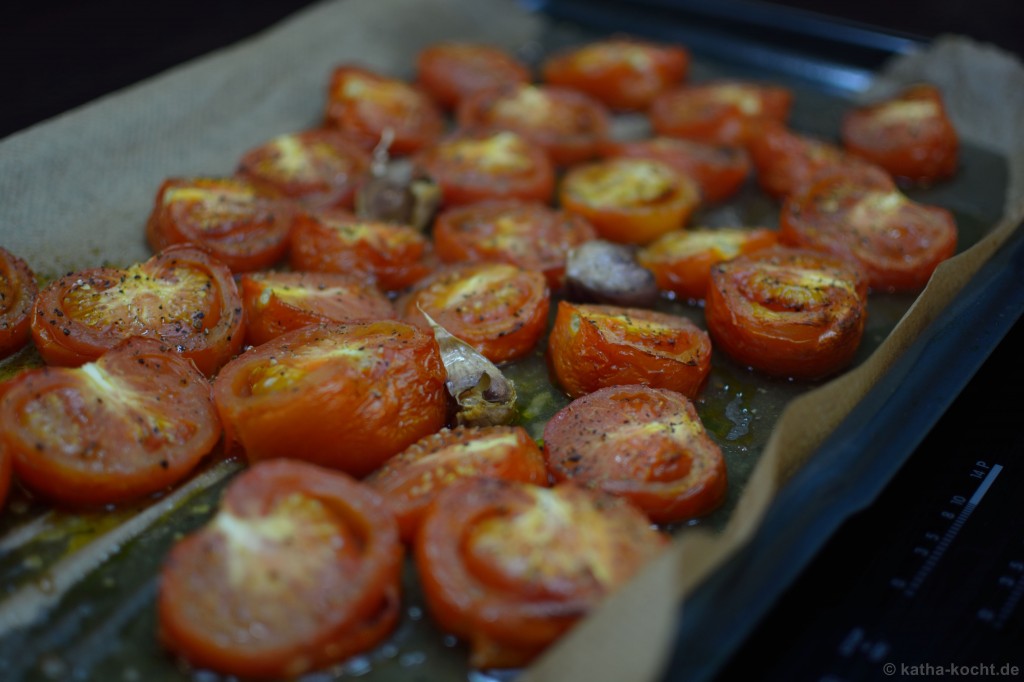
[0,1,1020,681]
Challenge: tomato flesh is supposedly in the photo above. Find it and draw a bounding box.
[0,247,38,359]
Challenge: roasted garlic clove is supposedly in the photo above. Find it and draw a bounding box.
[565,239,659,307]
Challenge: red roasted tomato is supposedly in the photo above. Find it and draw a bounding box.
[213,321,447,477]
[0,337,220,507]
[398,262,550,364]
[416,478,667,668]
[0,247,38,359]
[431,199,596,289]
[841,83,958,184]
[30,245,245,376]
[324,65,444,156]
[236,128,373,209]
[779,176,957,292]
[456,84,612,166]
[159,459,403,679]
[145,176,295,273]
[547,302,712,399]
[0,440,11,512]
[365,425,548,542]
[705,247,868,380]
[416,42,531,111]
[239,271,396,347]
[542,384,726,523]
[649,80,793,146]
[541,37,689,111]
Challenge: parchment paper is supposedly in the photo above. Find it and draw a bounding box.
[1,1,1022,680]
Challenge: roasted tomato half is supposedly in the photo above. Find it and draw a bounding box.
[841,83,958,184]
[240,271,396,347]
[637,226,779,300]
[547,302,712,399]
[366,425,548,542]
[543,384,726,523]
[705,247,868,380]
[398,262,550,364]
[213,321,447,476]
[324,65,444,156]
[0,441,11,512]
[541,37,689,111]
[413,130,555,207]
[432,199,596,289]
[236,128,373,209]
[457,84,612,166]
[289,209,436,293]
[416,41,531,111]
[0,247,38,359]
[601,136,751,204]
[30,245,245,376]
[159,459,403,679]
[559,158,700,245]
[0,338,220,507]
[779,176,957,292]
[145,176,294,273]
[416,478,667,668]
[649,80,793,146]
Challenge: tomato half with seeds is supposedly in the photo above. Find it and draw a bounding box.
[416,478,666,668]
[779,176,957,292]
[413,130,555,207]
[841,84,958,184]
[416,42,531,111]
[325,65,444,156]
[213,321,447,476]
[541,38,689,111]
[637,226,779,300]
[0,247,38,359]
[547,302,712,399]
[543,384,726,523]
[705,247,868,379]
[0,337,219,507]
[366,425,548,542]
[30,245,244,376]
[398,262,550,364]
[649,81,792,146]
[240,271,396,347]
[457,84,612,166]
[145,176,295,273]
[159,459,402,679]
[432,199,596,289]
[601,136,751,204]
[236,128,373,209]
[559,157,700,245]
[289,209,436,293]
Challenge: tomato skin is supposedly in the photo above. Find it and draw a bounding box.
[601,136,751,204]
[416,478,666,668]
[547,301,712,399]
[0,247,38,359]
[213,321,447,477]
[432,199,596,289]
[541,38,689,111]
[0,337,220,507]
[398,262,550,364]
[240,271,396,347]
[559,158,701,245]
[145,176,295,273]
[365,425,548,542]
[413,129,555,207]
[649,81,793,146]
[841,84,958,184]
[779,177,957,292]
[288,209,436,293]
[0,441,11,512]
[456,84,612,166]
[705,247,868,380]
[416,42,531,111]
[637,226,779,300]
[30,245,245,377]
[158,459,403,679]
[543,385,726,523]
[236,128,373,210]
